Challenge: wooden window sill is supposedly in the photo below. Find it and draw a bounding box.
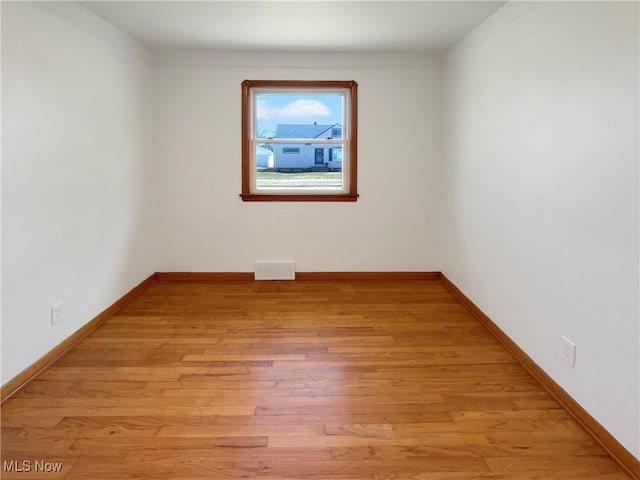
[240,193,359,202]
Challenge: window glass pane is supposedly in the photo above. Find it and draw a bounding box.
[255,94,344,139]
[256,142,343,190]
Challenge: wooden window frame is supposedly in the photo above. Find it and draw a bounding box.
[241,80,358,202]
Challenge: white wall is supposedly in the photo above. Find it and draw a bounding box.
[441,1,639,458]
[154,51,441,272]
[1,2,158,382]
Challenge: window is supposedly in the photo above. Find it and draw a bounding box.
[241,80,358,202]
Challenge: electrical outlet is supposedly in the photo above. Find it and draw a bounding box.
[561,336,576,368]
[51,301,64,326]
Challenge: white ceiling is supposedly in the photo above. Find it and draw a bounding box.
[79,1,506,53]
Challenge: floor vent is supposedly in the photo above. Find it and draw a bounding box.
[254,261,296,280]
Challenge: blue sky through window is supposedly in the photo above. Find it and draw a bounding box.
[256,94,343,137]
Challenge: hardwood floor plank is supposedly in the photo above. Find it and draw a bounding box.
[266,433,492,448]
[370,473,630,480]
[330,440,608,460]
[324,423,395,440]
[484,455,626,473]
[212,412,454,426]
[156,424,326,438]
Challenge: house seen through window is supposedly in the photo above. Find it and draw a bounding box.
[241,80,358,201]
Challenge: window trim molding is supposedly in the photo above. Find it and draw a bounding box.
[241,80,358,202]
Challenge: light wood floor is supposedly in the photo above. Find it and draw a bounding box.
[1,279,631,479]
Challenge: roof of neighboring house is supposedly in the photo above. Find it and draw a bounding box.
[274,123,341,139]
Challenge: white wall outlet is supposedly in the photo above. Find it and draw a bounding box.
[51,301,64,326]
[561,336,576,368]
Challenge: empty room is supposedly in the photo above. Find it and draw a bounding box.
[2,1,638,478]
